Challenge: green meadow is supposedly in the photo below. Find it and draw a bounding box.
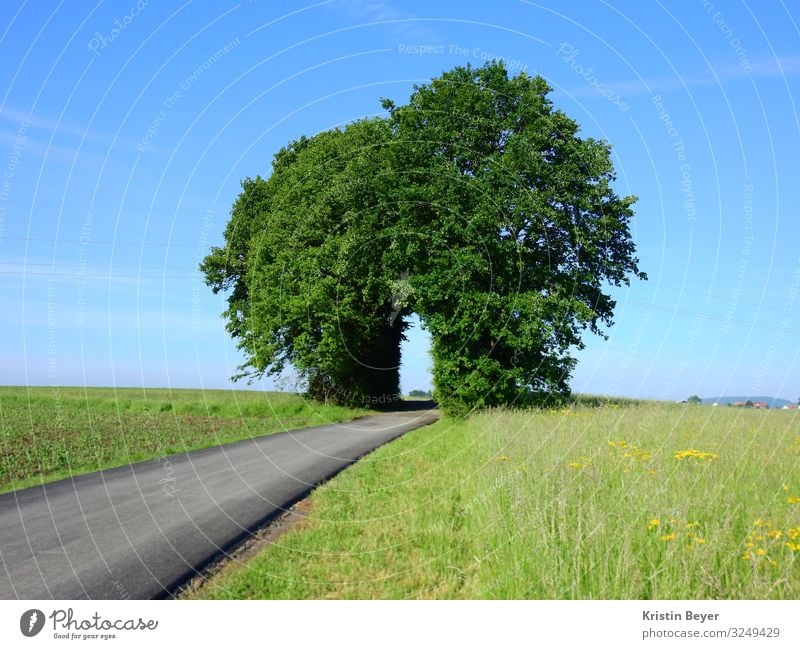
[0,386,368,493]
[192,402,800,599]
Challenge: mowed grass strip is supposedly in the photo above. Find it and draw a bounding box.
[192,403,800,599]
[0,386,368,493]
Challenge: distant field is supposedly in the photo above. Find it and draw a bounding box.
[0,386,368,493]
[192,402,800,599]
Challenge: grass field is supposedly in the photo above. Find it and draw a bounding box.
[0,386,368,493]
[191,402,800,599]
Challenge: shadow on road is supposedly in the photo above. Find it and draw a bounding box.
[384,399,438,412]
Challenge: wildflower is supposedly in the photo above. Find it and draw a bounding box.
[496,455,509,462]
[673,449,718,461]
[693,537,706,544]
[768,530,783,540]
[648,518,660,529]
[742,551,752,561]
[660,533,676,542]
[623,448,652,461]
[757,548,766,556]
[787,496,800,504]
[785,542,800,552]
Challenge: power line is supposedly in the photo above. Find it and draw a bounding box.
[2,236,200,247]
[655,283,791,315]
[0,270,200,279]
[624,299,800,336]
[0,262,197,271]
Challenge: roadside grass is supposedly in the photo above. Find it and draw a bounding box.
[0,386,368,493]
[191,402,800,599]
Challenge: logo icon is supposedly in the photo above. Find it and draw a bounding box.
[20,609,45,637]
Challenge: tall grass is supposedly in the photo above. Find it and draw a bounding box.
[0,386,367,492]
[193,403,800,599]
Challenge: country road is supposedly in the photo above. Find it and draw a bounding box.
[0,406,438,599]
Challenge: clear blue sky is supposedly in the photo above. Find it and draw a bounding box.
[1,0,799,401]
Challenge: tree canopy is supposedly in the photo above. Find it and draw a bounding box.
[201,61,645,415]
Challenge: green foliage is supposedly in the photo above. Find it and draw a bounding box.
[687,395,702,404]
[408,389,432,397]
[203,62,645,414]
[201,120,406,407]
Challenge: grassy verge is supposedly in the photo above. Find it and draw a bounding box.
[191,402,800,599]
[0,386,368,493]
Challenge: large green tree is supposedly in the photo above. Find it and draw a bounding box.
[201,118,406,406]
[202,62,645,414]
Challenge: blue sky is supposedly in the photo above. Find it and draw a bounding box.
[1,0,799,401]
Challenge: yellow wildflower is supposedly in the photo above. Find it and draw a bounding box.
[660,533,676,542]
[787,496,800,504]
[673,449,718,461]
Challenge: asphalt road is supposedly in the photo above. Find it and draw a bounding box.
[0,406,438,599]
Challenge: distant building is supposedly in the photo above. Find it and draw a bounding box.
[752,402,768,409]
[782,404,798,410]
